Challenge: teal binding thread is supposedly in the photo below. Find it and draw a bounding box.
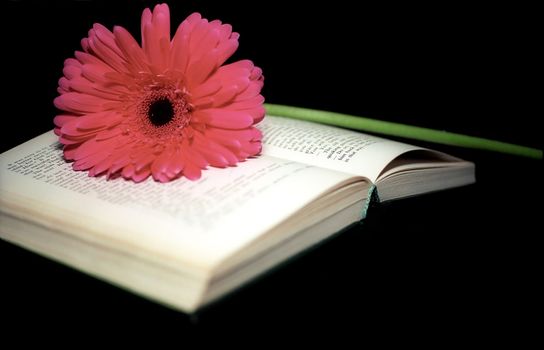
[264,103,542,160]
[361,184,376,219]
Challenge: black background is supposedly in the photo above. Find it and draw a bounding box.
[0,0,540,342]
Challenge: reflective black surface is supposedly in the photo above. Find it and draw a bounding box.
[1,0,540,342]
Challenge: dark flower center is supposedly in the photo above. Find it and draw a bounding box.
[148,98,174,126]
[135,83,192,140]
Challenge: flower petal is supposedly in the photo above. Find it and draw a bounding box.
[109,150,133,174]
[206,127,261,142]
[182,163,202,181]
[122,163,136,179]
[186,49,220,88]
[95,127,124,141]
[67,77,123,101]
[205,129,242,150]
[92,23,124,59]
[151,149,174,179]
[54,115,78,128]
[75,111,123,130]
[73,150,111,171]
[196,136,239,166]
[91,155,115,176]
[87,29,127,74]
[170,13,200,74]
[54,92,107,114]
[165,151,186,178]
[64,66,82,81]
[193,109,254,129]
[133,167,151,183]
[183,147,209,169]
[113,26,149,72]
[191,79,222,100]
[227,95,265,110]
[73,137,116,160]
[63,144,79,160]
[215,38,239,66]
[152,4,170,43]
[141,4,171,72]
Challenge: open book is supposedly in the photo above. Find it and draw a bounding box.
[0,115,475,313]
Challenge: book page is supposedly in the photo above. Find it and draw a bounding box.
[260,115,422,182]
[0,131,361,269]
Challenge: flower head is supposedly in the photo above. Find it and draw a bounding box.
[54,3,264,182]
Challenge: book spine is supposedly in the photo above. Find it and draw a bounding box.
[361,184,376,220]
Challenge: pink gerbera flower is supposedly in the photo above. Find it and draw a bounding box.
[54,3,264,182]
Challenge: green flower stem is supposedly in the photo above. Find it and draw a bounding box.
[264,103,542,160]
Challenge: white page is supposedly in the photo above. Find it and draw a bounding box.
[260,115,421,182]
[0,131,359,270]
